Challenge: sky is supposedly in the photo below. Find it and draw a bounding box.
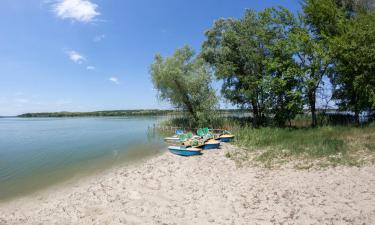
[0,0,301,116]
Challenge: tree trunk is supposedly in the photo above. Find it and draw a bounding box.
[308,90,317,127]
[354,110,360,125]
[173,78,198,123]
[251,99,259,128]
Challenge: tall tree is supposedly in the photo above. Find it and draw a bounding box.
[289,23,333,127]
[261,9,304,126]
[330,10,375,121]
[150,46,218,126]
[303,0,375,123]
[202,7,303,127]
[201,10,267,127]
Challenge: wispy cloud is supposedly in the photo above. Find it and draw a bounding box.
[66,50,86,64]
[93,34,106,42]
[52,0,100,23]
[109,77,120,85]
[86,65,95,70]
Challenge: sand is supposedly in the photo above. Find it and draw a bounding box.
[0,143,375,225]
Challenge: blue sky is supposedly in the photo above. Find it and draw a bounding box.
[0,0,301,116]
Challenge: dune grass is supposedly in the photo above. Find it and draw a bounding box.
[232,123,375,168]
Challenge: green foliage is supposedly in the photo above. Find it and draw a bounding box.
[303,0,375,121]
[150,46,218,127]
[302,0,344,36]
[202,9,269,127]
[233,123,375,167]
[202,7,304,127]
[261,9,304,126]
[289,21,333,127]
[331,10,375,111]
[149,2,374,128]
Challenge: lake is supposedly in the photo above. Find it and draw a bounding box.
[0,117,166,201]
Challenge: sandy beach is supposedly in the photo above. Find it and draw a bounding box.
[0,143,374,225]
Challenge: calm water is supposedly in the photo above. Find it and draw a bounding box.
[0,117,165,201]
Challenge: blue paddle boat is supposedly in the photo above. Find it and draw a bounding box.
[168,146,202,156]
[197,139,221,150]
[215,134,235,142]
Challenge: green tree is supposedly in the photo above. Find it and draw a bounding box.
[303,0,375,123]
[330,10,375,120]
[150,46,218,126]
[201,10,267,127]
[202,7,303,127]
[303,0,373,36]
[289,23,333,127]
[261,9,304,126]
[303,0,344,36]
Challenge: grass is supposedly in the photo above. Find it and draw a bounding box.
[232,123,375,168]
[155,113,375,168]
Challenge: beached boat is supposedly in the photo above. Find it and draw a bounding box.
[168,146,202,156]
[215,134,235,142]
[164,131,199,143]
[197,139,221,150]
[164,135,180,142]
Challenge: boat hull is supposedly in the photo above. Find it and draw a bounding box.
[164,136,180,142]
[200,140,221,150]
[216,135,235,142]
[168,146,202,156]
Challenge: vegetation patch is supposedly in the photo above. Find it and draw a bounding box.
[232,123,375,168]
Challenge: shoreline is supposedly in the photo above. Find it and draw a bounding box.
[0,142,167,203]
[1,143,374,224]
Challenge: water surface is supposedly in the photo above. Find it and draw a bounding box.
[0,117,165,201]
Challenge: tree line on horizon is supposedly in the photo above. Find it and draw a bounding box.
[150,0,375,127]
[17,109,249,118]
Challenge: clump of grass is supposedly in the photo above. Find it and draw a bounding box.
[233,123,375,168]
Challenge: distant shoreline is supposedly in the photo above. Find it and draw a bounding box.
[15,109,245,118]
[17,109,178,118]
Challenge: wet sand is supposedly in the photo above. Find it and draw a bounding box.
[1,143,374,225]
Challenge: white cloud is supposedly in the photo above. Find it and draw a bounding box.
[86,65,95,70]
[93,34,105,42]
[109,77,120,85]
[52,0,100,23]
[67,50,86,64]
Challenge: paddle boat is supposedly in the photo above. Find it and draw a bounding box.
[168,146,202,156]
[197,139,221,150]
[164,130,199,143]
[164,129,184,142]
[215,134,235,142]
[164,136,181,142]
[199,127,234,142]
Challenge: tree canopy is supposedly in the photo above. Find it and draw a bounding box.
[150,1,375,127]
[303,0,375,122]
[150,46,218,126]
[202,7,304,126]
